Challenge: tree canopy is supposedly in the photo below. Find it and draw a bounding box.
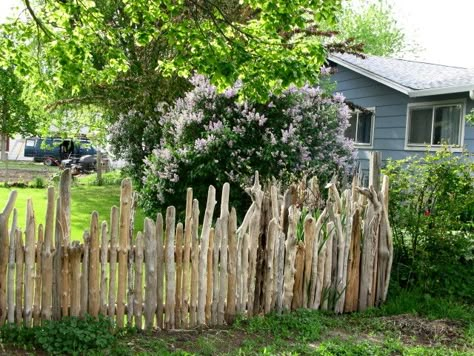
[1,0,361,115]
[0,67,34,137]
[335,0,411,56]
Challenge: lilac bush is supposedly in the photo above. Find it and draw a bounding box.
[140,75,355,214]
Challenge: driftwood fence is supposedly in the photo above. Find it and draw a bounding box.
[0,152,392,329]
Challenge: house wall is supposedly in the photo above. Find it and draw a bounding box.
[331,65,474,170]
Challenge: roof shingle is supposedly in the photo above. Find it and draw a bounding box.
[330,53,474,92]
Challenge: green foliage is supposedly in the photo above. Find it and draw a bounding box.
[335,0,411,56]
[383,148,474,302]
[466,109,474,124]
[0,315,116,355]
[0,67,35,141]
[0,0,358,116]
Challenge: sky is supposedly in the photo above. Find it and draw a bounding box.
[0,0,473,68]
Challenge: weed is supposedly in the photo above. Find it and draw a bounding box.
[30,176,46,188]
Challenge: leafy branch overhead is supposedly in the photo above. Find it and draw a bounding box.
[2,0,362,110]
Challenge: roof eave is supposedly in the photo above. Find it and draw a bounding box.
[328,55,411,95]
[408,85,474,97]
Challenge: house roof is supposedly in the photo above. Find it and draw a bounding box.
[329,53,474,98]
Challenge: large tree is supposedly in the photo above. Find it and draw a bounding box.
[2,0,360,108]
[334,0,412,56]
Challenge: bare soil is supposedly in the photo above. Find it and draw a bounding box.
[0,169,54,183]
[380,314,467,346]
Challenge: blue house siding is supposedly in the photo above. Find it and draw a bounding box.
[331,65,474,170]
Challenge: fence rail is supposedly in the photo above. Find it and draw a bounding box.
[0,152,392,329]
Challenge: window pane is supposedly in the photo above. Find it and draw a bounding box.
[357,112,372,144]
[345,114,357,140]
[408,108,432,144]
[433,105,461,145]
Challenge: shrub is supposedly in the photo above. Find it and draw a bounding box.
[140,75,355,215]
[383,148,474,302]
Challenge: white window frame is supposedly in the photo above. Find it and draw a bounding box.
[405,99,466,152]
[347,107,375,148]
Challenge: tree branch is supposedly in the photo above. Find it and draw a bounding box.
[22,0,54,38]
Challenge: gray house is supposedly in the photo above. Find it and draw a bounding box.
[329,53,474,170]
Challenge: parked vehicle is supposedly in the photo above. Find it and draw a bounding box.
[61,154,98,175]
[24,137,97,165]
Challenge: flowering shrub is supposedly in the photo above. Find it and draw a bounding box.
[140,75,355,215]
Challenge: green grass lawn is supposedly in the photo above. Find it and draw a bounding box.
[0,182,145,241]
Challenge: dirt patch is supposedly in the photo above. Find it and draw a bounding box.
[0,169,54,183]
[124,326,254,355]
[380,314,466,346]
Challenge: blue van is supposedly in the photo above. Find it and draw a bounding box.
[24,137,97,165]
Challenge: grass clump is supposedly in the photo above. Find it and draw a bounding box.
[78,170,124,186]
[237,308,326,342]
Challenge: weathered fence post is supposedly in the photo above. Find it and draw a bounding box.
[41,187,55,322]
[59,169,71,318]
[108,207,119,319]
[283,206,300,311]
[206,227,214,324]
[165,206,176,329]
[156,213,164,329]
[175,222,184,328]
[198,186,216,325]
[247,174,263,317]
[69,241,82,317]
[33,225,43,326]
[226,208,237,324]
[100,221,108,316]
[89,211,100,317]
[117,179,132,328]
[15,230,24,325]
[24,200,36,326]
[134,232,144,329]
[189,200,199,327]
[7,210,17,324]
[0,190,17,323]
[80,232,90,318]
[182,189,193,327]
[144,218,157,330]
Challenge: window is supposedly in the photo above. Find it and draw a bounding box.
[407,103,463,146]
[345,109,374,146]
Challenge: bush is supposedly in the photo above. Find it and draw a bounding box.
[383,148,474,302]
[0,315,116,355]
[140,75,355,215]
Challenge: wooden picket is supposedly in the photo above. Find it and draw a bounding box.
[0,152,394,329]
